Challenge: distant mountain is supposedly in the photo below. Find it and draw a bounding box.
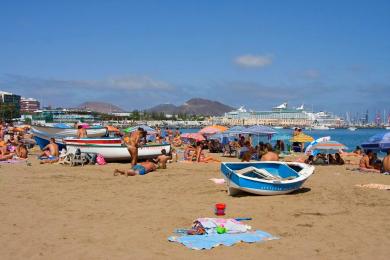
[76,102,125,114]
[147,98,234,116]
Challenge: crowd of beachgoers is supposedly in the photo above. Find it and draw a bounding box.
[1,122,389,175]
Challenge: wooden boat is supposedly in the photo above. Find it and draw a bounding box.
[64,140,171,162]
[221,162,314,196]
[32,125,107,138]
[32,126,108,150]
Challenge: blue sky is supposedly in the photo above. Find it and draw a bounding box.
[0,0,389,116]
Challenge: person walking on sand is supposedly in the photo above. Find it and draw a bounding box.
[125,127,147,167]
[113,161,157,176]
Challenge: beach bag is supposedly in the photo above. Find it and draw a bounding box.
[96,154,106,165]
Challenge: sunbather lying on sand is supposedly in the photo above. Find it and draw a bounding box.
[113,161,157,176]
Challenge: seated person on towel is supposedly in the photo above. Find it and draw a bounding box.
[39,138,59,164]
[381,149,390,174]
[359,150,380,173]
[113,161,157,176]
[153,149,172,169]
[261,144,279,161]
[15,144,28,159]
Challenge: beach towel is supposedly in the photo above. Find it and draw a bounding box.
[0,159,27,164]
[355,184,390,190]
[346,167,380,174]
[168,230,278,250]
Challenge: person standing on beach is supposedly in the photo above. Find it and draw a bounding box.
[126,127,146,167]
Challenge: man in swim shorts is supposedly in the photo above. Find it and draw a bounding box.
[39,138,59,164]
[113,161,157,176]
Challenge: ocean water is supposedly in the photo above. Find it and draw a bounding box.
[179,127,388,152]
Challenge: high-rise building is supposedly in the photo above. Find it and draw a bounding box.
[0,91,21,118]
[20,97,40,113]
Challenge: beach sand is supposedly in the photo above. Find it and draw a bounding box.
[0,155,389,259]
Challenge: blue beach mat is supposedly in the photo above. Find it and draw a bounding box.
[168,230,278,250]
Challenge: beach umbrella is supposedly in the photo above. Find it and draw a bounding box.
[290,133,314,143]
[241,125,276,135]
[80,123,89,129]
[361,131,390,152]
[180,133,205,141]
[305,136,331,154]
[271,133,291,141]
[123,125,156,134]
[225,126,247,135]
[199,125,228,135]
[308,141,348,153]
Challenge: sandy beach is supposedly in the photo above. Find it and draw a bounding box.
[0,154,389,260]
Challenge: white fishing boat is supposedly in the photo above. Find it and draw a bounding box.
[64,141,171,161]
[348,127,357,131]
[32,125,107,138]
[311,125,330,130]
[273,126,284,129]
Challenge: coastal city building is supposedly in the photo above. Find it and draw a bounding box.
[31,109,100,124]
[212,103,344,128]
[0,90,21,118]
[20,97,40,113]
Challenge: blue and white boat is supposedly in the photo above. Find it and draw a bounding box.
[32,126,108,150]
[221,162,314,196]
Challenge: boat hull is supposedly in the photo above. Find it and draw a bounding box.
[33,132,66,150]
[65,143,171,162]
[32,126,107,138]
[221,162,314,196]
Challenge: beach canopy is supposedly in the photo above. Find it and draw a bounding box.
[199,125,228,135]
[271,133,291,141]
[361,131,390,152]
[290,133,314,143]
[241,125,276,135]
[181,132,205,141]
[225,126,247,135]
[308,141,348,152]
[123,125,156,134]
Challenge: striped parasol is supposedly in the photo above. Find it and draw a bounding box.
[180,133,205,141]
[309,141,348,152]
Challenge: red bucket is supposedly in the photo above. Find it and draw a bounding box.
[215,203,226,216]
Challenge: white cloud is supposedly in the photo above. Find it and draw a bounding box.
[235,54,273,68]
[303,69,320,79]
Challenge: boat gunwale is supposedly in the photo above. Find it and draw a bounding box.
[222,161,314,184]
